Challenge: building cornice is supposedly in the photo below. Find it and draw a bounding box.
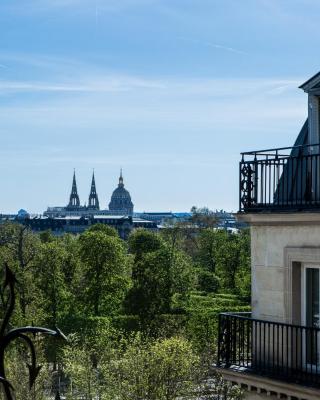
[235,212,320,226]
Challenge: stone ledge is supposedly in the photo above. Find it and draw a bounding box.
[214,366,320,400]
[236,212,320,226]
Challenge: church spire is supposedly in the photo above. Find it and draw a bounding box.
[119,168,124,187]
[67,170,80,209]
[88,170,100,210]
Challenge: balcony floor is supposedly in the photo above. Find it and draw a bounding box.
[214,365,320,400]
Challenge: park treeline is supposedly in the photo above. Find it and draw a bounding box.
[0,215,250,399]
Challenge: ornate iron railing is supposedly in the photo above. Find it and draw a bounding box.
[239,143,320,212]
[218,313,320,388]
[0,264,66,399]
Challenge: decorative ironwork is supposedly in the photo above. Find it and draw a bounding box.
[239,143,320,212]
[0,264,66,400]
[239,162,255,210]
[218,312,320,388]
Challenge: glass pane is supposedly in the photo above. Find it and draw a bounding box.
[306,268,320,328]
[306,268,320,366]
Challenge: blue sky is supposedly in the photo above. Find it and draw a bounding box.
[0,0,319,213]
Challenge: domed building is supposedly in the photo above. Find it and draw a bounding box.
[108,170,134,216]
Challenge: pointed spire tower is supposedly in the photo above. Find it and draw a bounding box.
[119,168,124,187]
[67,170,80,209]
[88,170,100,210]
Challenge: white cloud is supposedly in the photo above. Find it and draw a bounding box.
[0,77,165,94]
[178,36,248,55]
[0,52,303,98]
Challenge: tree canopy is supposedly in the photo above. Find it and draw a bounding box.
[0,221,249,400]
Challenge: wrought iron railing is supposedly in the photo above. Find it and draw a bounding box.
[0,265,66,399]
[218,313,320,388]
[239,143,320,212]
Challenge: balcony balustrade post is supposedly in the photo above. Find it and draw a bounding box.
[225,316,231,367]
[217,314,222,366]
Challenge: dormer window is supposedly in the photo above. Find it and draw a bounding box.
[300,72,320,147]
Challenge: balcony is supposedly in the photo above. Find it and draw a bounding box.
[239,144,320,212]
[217,313,320,389]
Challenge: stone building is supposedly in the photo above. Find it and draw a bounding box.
[108,170,134,216]
[45,169,133,217]
[216,72,320,400]
[23,214,157,239]
[20,169,142,237]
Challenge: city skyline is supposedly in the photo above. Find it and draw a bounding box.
[1,1,320,212]
[44,168,134,212]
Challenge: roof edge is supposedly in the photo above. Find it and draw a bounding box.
[299,71,320,90]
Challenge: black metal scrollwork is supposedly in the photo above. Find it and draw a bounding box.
[240,163,254,210]
[0,264,66,400]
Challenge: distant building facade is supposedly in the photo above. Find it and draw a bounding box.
[108,170,134,216]
[22,215,157,240]
[45,169,134,217]
[138,212,192,226]
[137,210,246,231]
[0,170,154,238]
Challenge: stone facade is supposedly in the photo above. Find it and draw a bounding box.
[217,212,320,400]
[22,215,157,239]
[108,171,134,216]
[238,213,320,324]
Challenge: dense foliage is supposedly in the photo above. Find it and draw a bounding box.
[0,216,250,399]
